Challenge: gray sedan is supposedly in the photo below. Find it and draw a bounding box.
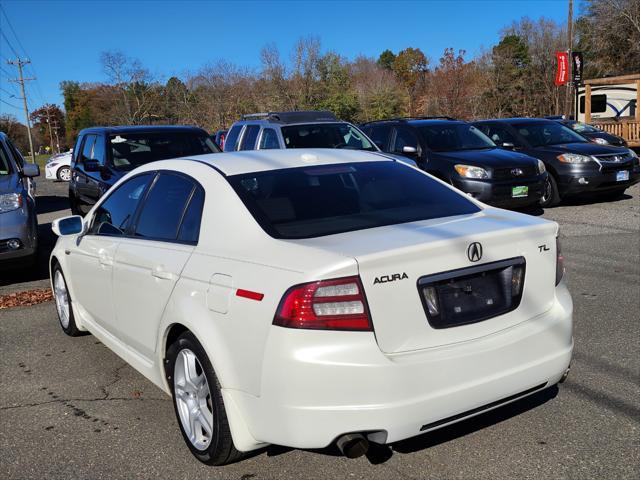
[0,132,40,267]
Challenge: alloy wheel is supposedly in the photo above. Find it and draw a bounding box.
[541,176,552,204]
[173,349,214,450]
[53,270,70,328]
[59,167,71,182]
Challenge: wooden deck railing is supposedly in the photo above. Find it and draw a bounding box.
[593,120,640,147]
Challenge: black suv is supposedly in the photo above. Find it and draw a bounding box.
[472,118,639,206]
[69,126,219,215]
[361,117,547,208]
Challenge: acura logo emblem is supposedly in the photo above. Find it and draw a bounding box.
[467,242,483,262]
[511,168,524,176]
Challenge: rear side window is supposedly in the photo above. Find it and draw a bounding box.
[177,187,205,243]
[258,128,280,149]
[224,125,243,152]
[134,173,197,242]
[91,173,152,236]
[0,143,13,175]
[228,161,480,239]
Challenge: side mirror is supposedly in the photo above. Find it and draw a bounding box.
[83,159,102,172]
[52,215,85,237]
[402,146,418,154]
[500,142,515,149]
[22,163,40,177]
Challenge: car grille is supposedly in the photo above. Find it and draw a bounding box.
[492,165,537,180]
[594,153,635,172]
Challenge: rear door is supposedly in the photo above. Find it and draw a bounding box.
[74,134,96,206]
[111,172,204,359]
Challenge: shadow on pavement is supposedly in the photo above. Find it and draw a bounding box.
[0,221,54,286]
[36,195,70,215]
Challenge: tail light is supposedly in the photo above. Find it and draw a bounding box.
[274,276,372,331]
[555,237,565,285]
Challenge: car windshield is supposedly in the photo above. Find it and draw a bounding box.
[228,161,480,239]
[416,123,496,152]
[109,132,219,171]
[514,122,588,147]
[566,121,600,133]
[0,144,13,175]
[281,123,376,151]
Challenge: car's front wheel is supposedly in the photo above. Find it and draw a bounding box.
[57,166,71,182]
[540,174,561,208]
[166,332,242,465]
[52,264,83,336]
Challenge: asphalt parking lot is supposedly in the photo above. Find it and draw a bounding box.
[1,178,639,479]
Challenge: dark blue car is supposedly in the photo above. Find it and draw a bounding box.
[473,118,639,207]
[361,118,547,209]
[69,126,220,215]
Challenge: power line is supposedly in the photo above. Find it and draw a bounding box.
[0,5,29,56]
[0,97,21,109]
[0,31,20,58]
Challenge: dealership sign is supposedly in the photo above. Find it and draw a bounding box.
[555,51,569,86]
[572,52,583,85]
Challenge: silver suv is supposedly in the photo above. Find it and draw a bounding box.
[0,132,40,267]
[223,111,416,166]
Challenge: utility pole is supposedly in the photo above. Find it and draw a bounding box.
[565,0,574,119]
[51,119,61,153]
[7,58,36,163]
[45,106,55,154]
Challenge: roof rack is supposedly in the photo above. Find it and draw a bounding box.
[361,116,458,125]
[240,111,338,124]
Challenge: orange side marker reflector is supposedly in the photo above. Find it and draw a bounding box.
[236,289,264,301]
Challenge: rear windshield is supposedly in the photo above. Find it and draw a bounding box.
[417,123,495,152]
[281,123,376,151]
[110,132,219,171]
[228,161,481,239]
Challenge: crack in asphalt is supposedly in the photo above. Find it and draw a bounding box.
[0,396,167,411]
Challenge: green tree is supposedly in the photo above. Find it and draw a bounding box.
[488,34,531,115]
[377,49,396,70]
[392,47,429,114]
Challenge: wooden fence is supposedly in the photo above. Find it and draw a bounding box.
[593,121,640,147]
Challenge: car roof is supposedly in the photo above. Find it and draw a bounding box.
[78,125,208,135]
[363,117,462,126]
[177,148,391,176]
[239,111,338,125]
[474,118,554,124]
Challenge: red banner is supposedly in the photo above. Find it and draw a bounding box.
[555,51,569,86]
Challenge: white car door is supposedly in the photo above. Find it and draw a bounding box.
[68,173,154,330]
[111,172,204,360]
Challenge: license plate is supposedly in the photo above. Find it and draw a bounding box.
[512,186,528,198]
[616,170,629,182]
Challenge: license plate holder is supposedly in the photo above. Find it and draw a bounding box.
[616,170,629,182]
[512,186,528,198]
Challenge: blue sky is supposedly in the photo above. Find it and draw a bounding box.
[1,0,575,121]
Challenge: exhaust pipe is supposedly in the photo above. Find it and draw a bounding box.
[336,433,369,458]
[559,364,571,383]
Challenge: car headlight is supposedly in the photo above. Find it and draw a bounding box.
[537,159,546,174]
[0,193,23,213]
[592,137,609,145]
[557,153,593,164]
[454,164,489,179]
[628,149,638,159]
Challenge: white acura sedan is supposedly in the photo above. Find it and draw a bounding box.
[49,149,573,465]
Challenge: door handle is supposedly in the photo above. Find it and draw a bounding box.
[98,249,113,266]
[151,265,177,281]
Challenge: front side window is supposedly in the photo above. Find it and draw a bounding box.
[81,135,97,163]
[0,143,13,175]
[514,122,588,147]
[566,121,600,133]
[478,124,517,145]
[229,161,480,239]
[109,132,217,171]
[258,128,280,149]
[90,173,152,236]
[133,173,197,242]
[392,127,419,153]
[239,125,260,151]
[417,123,495,152]
[281,123,376,151]
[223,125,243,152]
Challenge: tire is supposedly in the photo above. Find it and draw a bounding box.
[166,331,242,466]
[52,264,83,336]
[57,166,71,182]
[540,174,561,208]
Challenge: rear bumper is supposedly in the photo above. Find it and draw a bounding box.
[229,282,573,449]
[556,163,640,195]
[451,173,546,207]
